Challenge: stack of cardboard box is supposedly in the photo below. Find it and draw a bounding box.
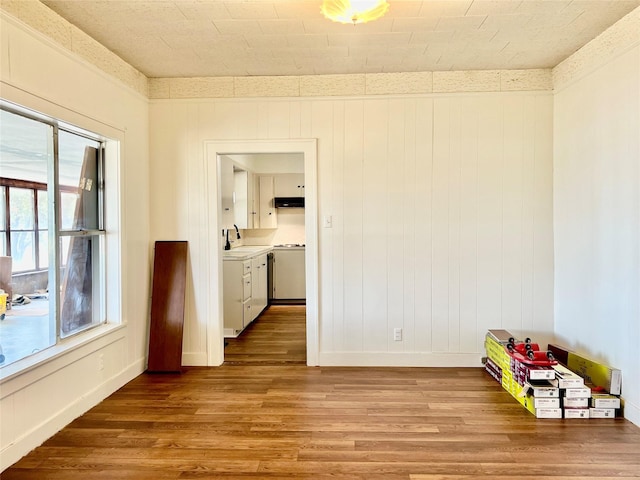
[484,330,622,419]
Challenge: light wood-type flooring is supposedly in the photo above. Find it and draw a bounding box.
[4,305,640,479]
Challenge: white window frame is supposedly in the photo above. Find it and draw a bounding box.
[0,98,123,383]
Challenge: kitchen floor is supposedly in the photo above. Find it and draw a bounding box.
[224,304,306,365]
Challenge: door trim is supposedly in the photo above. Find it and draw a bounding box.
[204,139,319,366]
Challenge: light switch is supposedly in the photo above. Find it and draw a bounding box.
[323,215,332,228]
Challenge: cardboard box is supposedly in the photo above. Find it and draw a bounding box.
[589,408,616,418]
[563,387,592,399]
[563,397,589,408]
[548,344,621,395]
[517,363,556,381]
[553,364,585,388]
[564,408,590,419]
[521,380,559,398]
[535,408,562,419]
[591,394,621,409]
[534,397,561,408]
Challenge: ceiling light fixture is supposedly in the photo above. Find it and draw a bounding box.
[321,0,390,25]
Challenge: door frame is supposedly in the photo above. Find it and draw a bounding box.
[204,139,319,366]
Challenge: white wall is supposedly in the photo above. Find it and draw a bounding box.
[150,92,554,367]
[0,13,150,469]
[554,44,640,425]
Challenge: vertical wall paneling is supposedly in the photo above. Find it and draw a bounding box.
[311,100,335,350]
[149,92,553,366]
[520,97,537,336]
[402,99,417,352]
[413,98,434,353]
[331,101,346,352]
[362,99,389,351]
[554,44,639,425]
[432,98,451,352]
[387,99,406,352]
[459,98,479,353]
[475,97,504,350]
[501,97,525,332]
[447,99,462,353]
[343,100,365,351]
[533,95,554,338]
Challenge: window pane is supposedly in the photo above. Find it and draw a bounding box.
[60,192,77,231]
[9,187,34,229]
[38,230,49,269]
[10,231,35,271]
[37,190,48,228]
[0,186,5,230]
[0,109,52,184]
[60,235,103,336]
[59,131,100,231]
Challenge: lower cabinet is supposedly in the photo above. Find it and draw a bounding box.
[223,253,269,337]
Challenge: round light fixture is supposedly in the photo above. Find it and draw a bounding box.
[321,0,390,25]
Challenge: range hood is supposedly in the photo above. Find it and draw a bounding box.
[274,197,305,208]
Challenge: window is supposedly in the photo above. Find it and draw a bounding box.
[0,103,107,366]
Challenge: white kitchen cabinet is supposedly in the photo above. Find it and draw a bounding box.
[273,247,306,300]
[223,251,269,337]
[251,253,268,321]
[274,173,305,197]
[223,259,252,337]
[220,156,235,229]
[234,169,255,229]
[258,175,277,228]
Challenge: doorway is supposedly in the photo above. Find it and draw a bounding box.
[205,139,318,367]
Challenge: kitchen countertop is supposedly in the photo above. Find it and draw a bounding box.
[222,245,273,260]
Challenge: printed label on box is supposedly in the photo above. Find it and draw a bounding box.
[564,408,590,419]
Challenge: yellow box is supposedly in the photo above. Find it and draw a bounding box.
[0,293,7,320]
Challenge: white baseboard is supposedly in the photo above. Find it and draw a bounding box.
[623,398,640,427]
[181,352,208,366]
[317,351,484,367]
[1,357,145,472]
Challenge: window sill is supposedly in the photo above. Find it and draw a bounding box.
[0,322,126,395]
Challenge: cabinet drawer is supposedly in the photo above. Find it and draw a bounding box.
[242,260,252,274]
[242,274,252,301]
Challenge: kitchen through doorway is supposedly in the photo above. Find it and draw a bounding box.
[205,139,318,368]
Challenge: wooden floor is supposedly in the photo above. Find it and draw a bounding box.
[4,306,640,479]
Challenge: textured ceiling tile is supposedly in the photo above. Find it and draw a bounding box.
[259,19,305,34]
[500,69,552,91]
[419,1,473,17]
[467,0,522,15]
[366,71,433,94]
[213,19,262,35]
[392,17,439,31]
[328,32,411,47]
[480,13,535,30]
[169,77,234,98]
[435,15,488,31]
[274,1,324,19]
[433,70,501,92]
[303,17,394,34]
[300,74,366,96]
[244,34,288,48]
[224,1,278,19]
[175,1,231,21]
[234,76,300,97]
[286,34,328,48]
[410,30,456,45]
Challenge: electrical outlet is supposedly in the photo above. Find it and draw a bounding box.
[393,328,402,341]
[98,353,104,371]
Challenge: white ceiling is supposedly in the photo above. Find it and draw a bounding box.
[41,0,640,78]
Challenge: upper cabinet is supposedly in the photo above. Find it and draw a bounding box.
[234,169,255,229]
[220,156,235,229]
[274,173,305,198]
[258,175,277,228]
